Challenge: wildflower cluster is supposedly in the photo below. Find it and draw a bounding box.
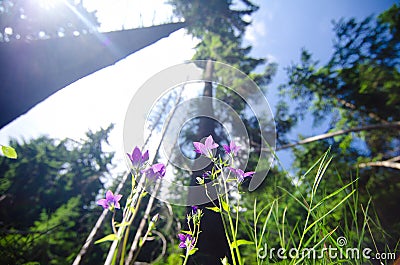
[96,146,166,265]
[178,135,256,265]
[178,205,203,265]
[96,138,254,265]
[194,135,255,184]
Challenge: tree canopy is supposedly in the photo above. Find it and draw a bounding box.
[0,126,114,264]
[169,0,258,38]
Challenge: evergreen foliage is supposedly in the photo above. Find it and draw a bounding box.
[0,125,114,264]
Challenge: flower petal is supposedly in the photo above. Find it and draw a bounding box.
[152,163,163,172]
[153,163,166,177]
[223,144,230,154]
[191,205,198,212]
[198,142,209,156]
[193,142,203,154]
[204,135,213,147]
[179,242,186,248]
[97,199,109,209]
[231,141,241,155]
[105,190,114,201]
[205,135,219,149]
[237,169,245,176]
[114,194,122,202]
[131,147,142,164]
[244,171,255,177]
[200,145,210,156]
[142,150,149,162]
[178,233,186,241]
[227,167,237,174]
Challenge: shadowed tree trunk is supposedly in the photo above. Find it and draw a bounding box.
[0,22,185,129]
[188,59,230,264]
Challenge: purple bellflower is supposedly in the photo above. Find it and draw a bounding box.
[191,205,198,213]
[227,167,255,183]
[97,190,122,210]
[223,140,241,156]
[142,163,166,180]
[178,233,195,249]
[127,146,149,169]
[202,171,211,178]
[193,135,219,159]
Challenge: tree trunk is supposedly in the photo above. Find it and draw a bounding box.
[188,59,230,264]
[0,22,185,129]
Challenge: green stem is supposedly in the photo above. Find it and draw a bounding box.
[111,211,117,235]
[131,220,152,262]
[223,175,242,264]
[234,189,242,264]
[295,195,314,264]
[204,180,238,263]
[115,173,146,265]
[119,226,130,265]
[182,248,190,265]
[216,176,236,265]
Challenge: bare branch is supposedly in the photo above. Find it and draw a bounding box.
[275,121,400,151]
[358,160,400,170]
[387,156,400,162]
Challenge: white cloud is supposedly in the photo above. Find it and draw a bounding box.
[265,53,278,63]
[244,21,267,45]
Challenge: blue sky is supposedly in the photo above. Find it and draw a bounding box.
[0,0,397,173]
[248,0,397,103]
[249,0,396,62]
[245,0,397,169]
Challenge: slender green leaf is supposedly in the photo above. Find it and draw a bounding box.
[206,206,221,213]
[94,234,118,244]
[180,230,193,235]
[311,178,359,211]
[188,247,198,255]
[304,190,355,235]
[231,239,254,248]
[115,221,130,228]
[221,200,230,212]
